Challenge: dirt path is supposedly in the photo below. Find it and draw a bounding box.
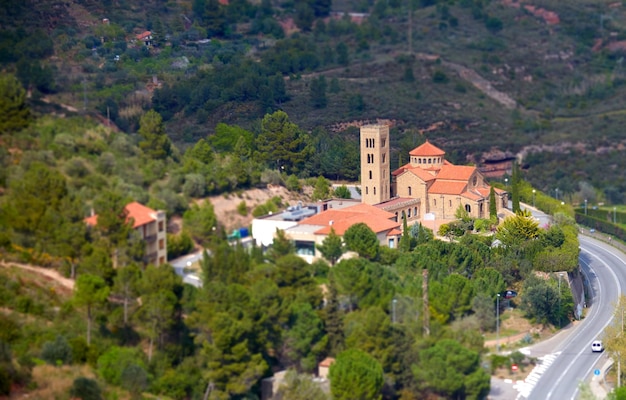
[0,260,74,290]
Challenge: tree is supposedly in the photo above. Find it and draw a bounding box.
[269,229,295,261]
[256,111,312,174]
[343,223,379,260]
[0,73,29,134]
[413,339,490,399]
[112,264,141,326]
[182,201,218,246]
[329,348,384,400]
[74,274,110,345]
[511,162,521,213]
[312,176,331,201]
[400,211,411,252]
[275,369,329,400]
[316,227,344,265]
[310,76,327,108]
[121,364,148,399]
[138,110,173,160]
[489,185,497,220]
[281,302,327,371]
[333,185,352,199]
[496,209,541,249]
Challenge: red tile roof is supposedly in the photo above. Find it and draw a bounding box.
[299,203,400,235]
[136,31,151,40]
[409,140,445,157]
[85,201,157,229]
[435,165,476,180]
[428,180,468,195]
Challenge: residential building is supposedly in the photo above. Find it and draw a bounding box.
[85,201,167,265]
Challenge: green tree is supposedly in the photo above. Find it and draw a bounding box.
[496,209,540,248]
[281,302,328,371]
[343,223,379,260]
[323,283,345,354]
[310,76,327,108]
[511,162,521,213]
[312,176,331,201]
[489,185,497,220]
[121,364,148,399]
[97,346,146,386]
[182,201,218,246]
[333,185,352,199]
[138,110,173,160]
[329,348,384,400]
[276,369,329,399]
[316,227,344,265]
[400,211,411,252]
[112,264,141,326]
[269,229,295,261]
[413,339,490,399]
[0,73,29,134]
[74,274,110,345]
[256,111,312,174]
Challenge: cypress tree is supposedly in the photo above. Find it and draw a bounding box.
[489,185,497,221]
[512,162,521,213]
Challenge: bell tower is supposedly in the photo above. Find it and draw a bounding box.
[360,125,390,205]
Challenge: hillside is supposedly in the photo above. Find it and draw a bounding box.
[3,0,626,201]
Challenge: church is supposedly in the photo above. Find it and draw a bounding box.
[360,124,508,228]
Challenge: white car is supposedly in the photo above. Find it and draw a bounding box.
[592,340,604,352]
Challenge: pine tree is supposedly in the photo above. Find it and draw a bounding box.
[512,162,521,213]
[489,185,497,221]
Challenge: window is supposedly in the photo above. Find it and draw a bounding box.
[158,221,164,232]
[473,176,478,186]
[408,186,412,196]
[449,200,452,207]
[382,154,386,163]
[159,256,165,265]
[369,170,372,179]
[374,187,376,195]
[159,239,164,250]
[366,186,369,194]
[372,139,375,147]
[414,207,417,216]
[433,199,437,206]
[418,158,421,164]
[388,238,395,248]
[465,204,472,213]
[382,138,386,147]
[408,208,412,217]
[428,158,432,163]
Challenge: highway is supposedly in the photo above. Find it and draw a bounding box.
[519,236,626,399]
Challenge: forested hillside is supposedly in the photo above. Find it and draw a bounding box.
[0,0,609,398]
[2,0,626,201]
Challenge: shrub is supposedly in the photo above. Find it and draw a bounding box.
[237,201,248,216]
[69,377,102,400]
[41,335,72,365]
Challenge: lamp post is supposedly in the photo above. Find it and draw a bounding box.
[555,188,559,200]
[585,199,588,215]
[532,189,536,208]
[392,298,397,324]
[496,293,500,353]
[615,207,617,224]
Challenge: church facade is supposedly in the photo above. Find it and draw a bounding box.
[360,124,507,226]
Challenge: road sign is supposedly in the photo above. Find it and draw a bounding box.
[594,369,601,376]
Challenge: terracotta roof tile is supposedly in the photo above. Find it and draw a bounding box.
[428,180,468,195]
[409,141,445,157]
[298,203,400,235]
[435,165,476,180]
[136,31,152,40]
[85,201,157,229]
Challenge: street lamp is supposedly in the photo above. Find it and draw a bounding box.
[555,188,559,200]
[615,207,617,224]
[585,199,588,215]
[496,293,500,353]
[532,189,536,208]
[392,298,398,324]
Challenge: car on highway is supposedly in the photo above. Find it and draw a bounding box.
[592,340,604,352]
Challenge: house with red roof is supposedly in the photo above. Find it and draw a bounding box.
[85,202,167,265]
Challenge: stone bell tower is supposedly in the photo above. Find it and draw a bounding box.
[360,125,390,205]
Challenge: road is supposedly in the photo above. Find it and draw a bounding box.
[497,236,626,400]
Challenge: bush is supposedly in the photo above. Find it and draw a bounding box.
[41,335,73,365]
[167,232,195,259]
[70,377,102,400]
[237,201,248,216]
